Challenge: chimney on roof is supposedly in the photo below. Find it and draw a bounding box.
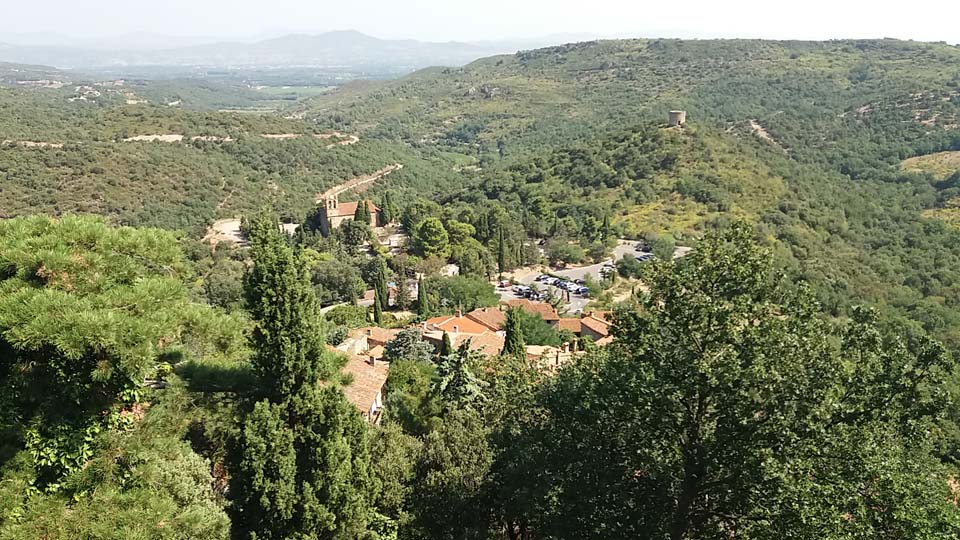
[453,325,459,334]
[421,322,427,331]
[366,328,373,336]
[368,355,376,367]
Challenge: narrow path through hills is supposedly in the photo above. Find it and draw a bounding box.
[748,120,787,153]
[214,177,235,212]
[316,163,403,203]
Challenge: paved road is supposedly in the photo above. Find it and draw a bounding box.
[497,240,640,314]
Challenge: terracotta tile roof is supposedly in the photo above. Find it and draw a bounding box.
[556,318,583,333]
[424,314,491,335]
[341,356,388,418]
[524,345,583,371]
[524,345,558,361]
[465,307,506,332]
[594,335,615,347]
[367,345,386,359]
[580,315,611,337]
[453,332,505,357]
[324,346,389,419]
[352,327,401,348]
[326,200,380,219]
[506,299,560,321]
[421,329,505,357]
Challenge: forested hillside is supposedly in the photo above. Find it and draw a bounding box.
[0,85,467,232]
[304,38,960,345]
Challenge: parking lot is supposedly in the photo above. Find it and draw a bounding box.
[496,240,640,313]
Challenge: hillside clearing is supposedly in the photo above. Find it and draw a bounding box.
[902,151,960,180]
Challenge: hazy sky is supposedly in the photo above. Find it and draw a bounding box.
[1,0,958,44]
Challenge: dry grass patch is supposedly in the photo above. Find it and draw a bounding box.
[902,151,960,180]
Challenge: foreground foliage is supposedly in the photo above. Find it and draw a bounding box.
[0,215,244,538]
[499,226,960,538]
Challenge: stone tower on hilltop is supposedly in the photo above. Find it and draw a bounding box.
[668,110,687,127]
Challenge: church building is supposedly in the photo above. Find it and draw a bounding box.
[317,195,384,236]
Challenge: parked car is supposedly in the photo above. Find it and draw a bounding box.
[573,278,586,285]
[535,274,550,282]
[576,287,590,296]
[635,241,652,252]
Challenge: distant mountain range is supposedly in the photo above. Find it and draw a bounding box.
[0,30,602,71]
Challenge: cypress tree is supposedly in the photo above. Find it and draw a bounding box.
[417,276,432,319]
[374,256,389,313]
[440,331,454,358]
[395,265,412,311]
[602,214,611,241]
[231,212,373,540]
[374,287,384,324]
[353,199,369,225]
[243,212,328,399]
[497,227,506,277]
[502,308,526,357]
[381,192,395,224]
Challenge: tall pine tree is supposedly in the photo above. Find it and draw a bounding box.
[231,212,374,540]
[434,342,486,411]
